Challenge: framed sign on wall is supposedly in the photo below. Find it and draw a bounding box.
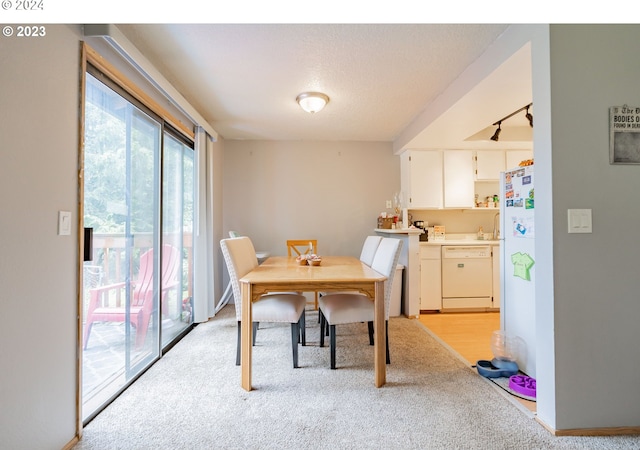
[610,105,640,164]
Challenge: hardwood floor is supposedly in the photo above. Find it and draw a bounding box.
[418,311,536,413]
[418,311,500,365]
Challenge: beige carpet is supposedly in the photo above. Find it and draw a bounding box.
[75,305,639,449]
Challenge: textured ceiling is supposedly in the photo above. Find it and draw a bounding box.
[116,24,511,143]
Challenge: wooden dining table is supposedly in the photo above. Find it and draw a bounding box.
[239,255,387,391]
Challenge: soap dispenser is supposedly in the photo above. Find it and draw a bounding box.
[477,226,484,240]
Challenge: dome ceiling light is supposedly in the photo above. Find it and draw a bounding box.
[296,92,330,114]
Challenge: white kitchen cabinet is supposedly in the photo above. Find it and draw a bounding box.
[492,244,500,310]
[401,149,475,209]
[505,149,533,170]
[401,150,443,209]
[475,150,505,181]
[419,245,442,310]
[475,149,534,181]
[443,150,475,208]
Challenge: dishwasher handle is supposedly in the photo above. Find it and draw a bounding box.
[442,245,492,259]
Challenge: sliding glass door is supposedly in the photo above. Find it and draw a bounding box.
[161,132,194,346]
[82,69,194,422]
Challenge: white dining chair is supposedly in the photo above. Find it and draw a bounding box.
[218,231,270,312]
[359,235,383,266]
[220,236,307,368]
[319,235,382,298]
[318,237,403,369]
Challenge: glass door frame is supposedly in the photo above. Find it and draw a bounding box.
[80,56,195,425]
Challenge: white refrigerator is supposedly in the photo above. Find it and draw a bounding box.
[499,165,536,377]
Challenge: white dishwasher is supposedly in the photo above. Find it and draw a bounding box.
[441,245,493,310]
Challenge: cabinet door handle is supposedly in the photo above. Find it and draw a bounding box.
[457,263,464,268]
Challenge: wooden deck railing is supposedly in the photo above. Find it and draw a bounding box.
[85,232,193,298]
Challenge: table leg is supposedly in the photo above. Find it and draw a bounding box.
[374,279,386,387]
[241,281,253,391]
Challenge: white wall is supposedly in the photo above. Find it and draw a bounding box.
[411,209,500,236]
[222,140,400,259]
[547,24,640,430]
[0,25,83,449]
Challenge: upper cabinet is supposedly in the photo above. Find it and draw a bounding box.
[401,150,474,209]
[443,150,474,208]
[402,148,533,210]
[475,150,505,181]
[401,150,443,209]
[475,149,533,181]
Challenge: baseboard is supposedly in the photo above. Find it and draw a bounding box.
[62,435,79,450]
[537,418,640,436]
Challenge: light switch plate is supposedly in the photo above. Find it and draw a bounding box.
[567,209,592,233]
[58,211,71,236]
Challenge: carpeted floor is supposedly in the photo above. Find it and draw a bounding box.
[75,305,640,449]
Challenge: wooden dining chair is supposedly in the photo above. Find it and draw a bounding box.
[286,239,319,309]
[318,238,403,369]
[286,239,318,257]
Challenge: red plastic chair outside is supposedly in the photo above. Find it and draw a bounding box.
[83,244,180,349]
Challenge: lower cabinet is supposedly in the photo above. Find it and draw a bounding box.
[420,246,442,310]
[420,243,501,312]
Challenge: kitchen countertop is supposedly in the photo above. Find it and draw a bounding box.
[374,229,501,245]
[421,239,501,246]
[420,233,500,245]
[374,228,423,235]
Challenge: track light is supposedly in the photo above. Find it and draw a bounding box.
[489,103,533,142]
[490,122,502,141]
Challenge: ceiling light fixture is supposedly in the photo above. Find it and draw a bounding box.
[490,122,502,141]
[296,92,329,113]
[490,102,533,142]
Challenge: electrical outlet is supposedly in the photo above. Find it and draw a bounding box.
[386,200,392,208]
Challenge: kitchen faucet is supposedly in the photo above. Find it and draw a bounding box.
[493,212,500,240]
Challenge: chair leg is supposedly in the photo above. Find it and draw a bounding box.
[300,311,306,346]
[252,322,258,346]
[236,321,241,366]
[319,311,325,347]
[330,324,337,369]
[386,320,390,365]
[134,310,150,349]
[83,321,93,350]
[291,322,299,368]
[366,320,390,363]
